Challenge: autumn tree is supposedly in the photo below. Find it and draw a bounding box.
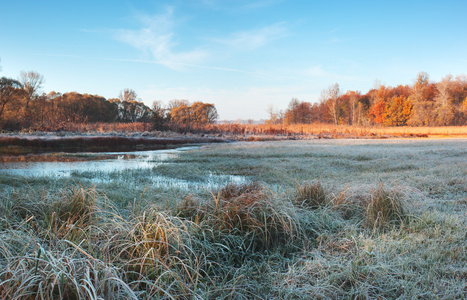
[383,96,412,126]
[283,98,300,124]
[169,101,218,128]
[0,77,26,129]
[282,98,315,124]
[191,102,218,124]
[0,77,22,119]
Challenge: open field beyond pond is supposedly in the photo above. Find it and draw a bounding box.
[0,139,466,299]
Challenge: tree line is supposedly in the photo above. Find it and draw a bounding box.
[270,72,467,126]
[1,70,466,132]
[0,71,218,131]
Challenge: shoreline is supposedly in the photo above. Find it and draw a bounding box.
[0,134,226,155]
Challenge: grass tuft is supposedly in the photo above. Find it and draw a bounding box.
[293,181,327,209]
[365,184,408,231]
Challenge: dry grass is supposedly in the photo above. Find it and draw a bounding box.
[293,181,327,209]
[194,123,467,138]
[7,121,467,139]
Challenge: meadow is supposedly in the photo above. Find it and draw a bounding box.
[0,138,466,299]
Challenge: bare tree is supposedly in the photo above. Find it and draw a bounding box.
[408,72,434,126]
[348,91,360,125]
[168,99,190,110]
[151,100,167,129]
[19,70,44,111]
[266,104,282,124]
[434,74,456,125]
[321,83,341,125]
[118,88,138,102]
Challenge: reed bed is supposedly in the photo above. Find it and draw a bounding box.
[6,121,467,138]
[198,123,467,138]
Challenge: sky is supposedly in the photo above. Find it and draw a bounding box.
[1,0,466,120]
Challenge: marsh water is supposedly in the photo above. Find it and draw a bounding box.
[0,146,247,189]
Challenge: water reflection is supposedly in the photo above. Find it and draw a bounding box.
[0,147,247,189]
[0,147,191,178]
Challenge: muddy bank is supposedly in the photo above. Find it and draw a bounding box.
[0,135,226,155]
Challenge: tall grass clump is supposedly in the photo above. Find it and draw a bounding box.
[0,243,132,300]
[293,181,327,209]
[365,184,408,230]
[178,182,300,254]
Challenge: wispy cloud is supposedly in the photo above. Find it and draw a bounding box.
[211,23,288,51]
[105,57,302,81]
[113,8,208,70]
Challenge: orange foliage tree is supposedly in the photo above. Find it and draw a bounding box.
[383,96,412,126]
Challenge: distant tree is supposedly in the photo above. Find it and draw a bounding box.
[115,89,152,122]
[320,83,341,125]
[151,100,168,130]
[170,104,191,126]
[347,91,360,125]
[191,102,218,124]
[408,72,436,126]
[369,100,386,125]
[367,85,395,125]
[168,99,190,110]
[434,75,456,125]
[266,104,282,124]
[0,77,23,120]
[118,88,137,103]
[383,96,412,126]
[170,101,218,129]
[19,71,44,112]
[283,98,300,125]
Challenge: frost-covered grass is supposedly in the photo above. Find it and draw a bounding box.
[0,138,466,299]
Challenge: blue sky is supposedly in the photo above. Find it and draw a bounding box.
[1,0,466,120]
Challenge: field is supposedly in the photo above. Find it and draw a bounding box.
[0,138,466,299]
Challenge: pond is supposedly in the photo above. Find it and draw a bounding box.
[0,146,247,189]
